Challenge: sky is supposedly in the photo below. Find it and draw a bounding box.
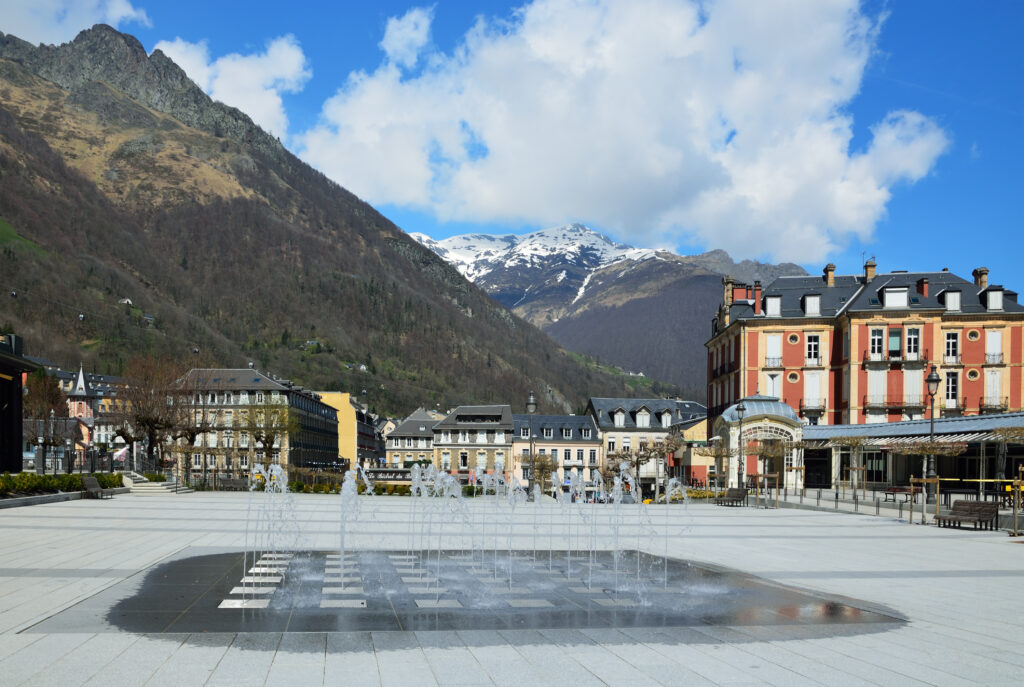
[2,1,1021,283]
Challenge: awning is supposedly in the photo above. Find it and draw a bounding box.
[825,431,993,449]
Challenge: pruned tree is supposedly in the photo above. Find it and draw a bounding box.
[113,354,188,472]
[528,453,558,495]
[242,401,300,470]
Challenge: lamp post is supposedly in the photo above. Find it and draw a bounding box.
[735,400,746,489]
[526,390,537,491]
[64,438,71,474]
[36,435,44,475]
[48,408,55,475]
[926,364,942,505]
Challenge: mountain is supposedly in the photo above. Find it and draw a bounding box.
[414,224,806,395]
[0,25,644,415]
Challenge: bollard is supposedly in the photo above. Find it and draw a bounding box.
[854,490,859,513]
[816,489,821,507]
[800,488,804,505]
[875,498,880,516]
[834,490,839,510]
[898,502,903,520]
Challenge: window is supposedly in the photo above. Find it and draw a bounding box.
[207,454,216,467]
[256,392,264,403]
[192,453,201,468]
[521,448,530,457]
[441,452,451,470]
[884,288,908,308]
[843,329,850,359]
[459,452,468,469]
[766,296,781,316]
[495,431,505,443]
[607,439,616,453]
[806,334,820,364]
[477,451,487,467]
[888,330,902,357]
[765,333,782,367]
[945,332,959,363]
[550,449,558,461]
[520,427,529,438]
[577,449,584,462]
[476,431,487,444]
[589,449,597,464]
[240,455,248,468]
[543,427,553,439]
[765,373,780,398]
[906,328,920,360]
[637,410,650,428]
[442,431,451,443]
[986,330,1003,364]
[622,437,632,451]
[417,437,427,449]
[405,438,413,448]
[661,412,671,428]
[459,430,469,443]
[614,411,625,428]
[581,428,591,439]
[945,291,961,311]
[945,372,958,408]
[561,428,572,439]
[804,294,820,316]
[869,328,884,358]
[988,290,1004,311]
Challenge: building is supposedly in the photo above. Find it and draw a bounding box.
[1,334,39,472]
[712,394,1024,491]
[386,408,441,467]
[179,368,339,480]
[707,262,1024,428]
[318,392,381,469]
[431,405,513,482]
[511,413,602,487]
[585,397,707,495]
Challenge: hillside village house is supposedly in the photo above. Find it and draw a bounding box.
[179,369,339,482]
[432,405,513,481]
[511,413,602,487]
[585,397,707,497]
[707,262,1024,430]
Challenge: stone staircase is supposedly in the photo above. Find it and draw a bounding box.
[124,471,193,495]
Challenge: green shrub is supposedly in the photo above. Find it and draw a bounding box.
[143,472,167,482]
[386,484,395,495]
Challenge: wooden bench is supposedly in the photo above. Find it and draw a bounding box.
[219,477,248,491]
[714,488,747,507]
[82,475,113,499]
[883,486,919,503]
[935,500,999,530]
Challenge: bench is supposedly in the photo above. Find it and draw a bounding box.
[82,475,113,499]
[935,500,999,530]
[219,477,248,491]
[714,488,747,507]
[883,487,919,503]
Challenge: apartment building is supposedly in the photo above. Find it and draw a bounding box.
[511,413,602,486]
[431,405,513,482]
[707,261,1024,427]
[386,408,441,467]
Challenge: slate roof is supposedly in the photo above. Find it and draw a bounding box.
[728,268,1023,323]
[181,368,290,391]
[512,414,600,442]
[434,405,513,430]
[586,398,706,430]
[390,408,441,439]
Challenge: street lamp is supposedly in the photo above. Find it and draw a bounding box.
[36,435,44,475]
[48,408,55,475]
[526,390,537,491]
[64,438,71,474]
[925,364,942,505]
[735,400,746,489]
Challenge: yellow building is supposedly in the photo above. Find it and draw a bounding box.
[317,392,381,469]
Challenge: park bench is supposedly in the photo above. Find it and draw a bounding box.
[82,475,113,499]
[714,488,747,507]
[883,486,919,503]
[935,500,999,530]
[219,478,248,491]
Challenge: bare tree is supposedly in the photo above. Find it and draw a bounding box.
[242,400,300,472]
[114,354,188,473]
[527,453,558,495]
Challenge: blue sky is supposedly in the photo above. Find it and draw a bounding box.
[4,1,1021,284]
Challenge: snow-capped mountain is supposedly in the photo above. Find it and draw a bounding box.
[413,224,805,394]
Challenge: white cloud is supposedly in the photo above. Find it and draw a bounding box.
[155,35,310,139]
[296,0,949,263]
[0,0,151,45]
[380,6,434,69]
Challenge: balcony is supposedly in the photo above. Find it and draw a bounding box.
[863,395,924,410]
[940,398,965,416]
[804,356,823,368]
[887,350,902,363]
[764,356,783,369]
[981,396,1009,413]
[985,353,1004,365]
[799,399,825,415]
[943,354,962,365]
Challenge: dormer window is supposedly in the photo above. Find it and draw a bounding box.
[614,411,625,428]
[803,294,820,316]
[987,288,1004,311]
[636,409,650,428]
[765,296,781,317]
[944,290,961,311]
[661,412,671,428]
[883,287,908,308]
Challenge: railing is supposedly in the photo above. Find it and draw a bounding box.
[887,350,902,362]
[981,396,1009,411]
[800,399,825,412]
[865,350,885,363]
[764,357,782,368]
[804,356,822,367]
[943,354,962,365]
[986,353,1004,364]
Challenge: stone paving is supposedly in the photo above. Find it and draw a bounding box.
[0,492,1021,686]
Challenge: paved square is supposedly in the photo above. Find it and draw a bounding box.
[1,493,1022,685]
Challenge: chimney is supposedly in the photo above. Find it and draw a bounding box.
[917,278,929,298]
[972,267,989,289]
[753,280,762,315]
[823,263,835,287]
[864,259,876,283]
[723,276,734,306]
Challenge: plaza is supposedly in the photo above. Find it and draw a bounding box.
[0,493,1021,686]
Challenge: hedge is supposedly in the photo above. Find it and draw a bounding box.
[0,472,123,497]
